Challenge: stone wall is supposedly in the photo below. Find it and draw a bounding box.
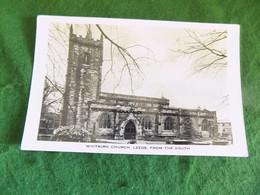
[86,98,218,141]
[61,26,103,126]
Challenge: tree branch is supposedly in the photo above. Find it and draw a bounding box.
[175,29,227,74]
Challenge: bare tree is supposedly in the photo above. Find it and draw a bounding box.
[175,29,227,74]
[95,24,155,93]
[174,29,229,112]
[41,77,63,114]
[44,23,155,115]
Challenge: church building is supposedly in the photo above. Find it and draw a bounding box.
[60,25,218,141]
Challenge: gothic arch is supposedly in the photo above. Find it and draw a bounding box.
[119,113,141,139]
[97,112,111,129]
[120,119,138,132]
[164,117,175,130]
[124,120,136,139]
[201,119,211,131]
[142,115,153,130]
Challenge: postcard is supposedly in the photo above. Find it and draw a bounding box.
[21,15,248,156]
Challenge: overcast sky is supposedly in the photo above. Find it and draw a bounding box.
[48,23,230,121]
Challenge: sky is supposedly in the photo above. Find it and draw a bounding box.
[47,23,230,121]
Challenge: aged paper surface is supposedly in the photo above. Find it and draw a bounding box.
[21,16,248,156]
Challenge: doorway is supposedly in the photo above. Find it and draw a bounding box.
[124,121,136,139]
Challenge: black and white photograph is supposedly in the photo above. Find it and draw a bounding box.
[21,16,248,156]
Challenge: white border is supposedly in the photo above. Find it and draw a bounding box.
[21,15,248,157]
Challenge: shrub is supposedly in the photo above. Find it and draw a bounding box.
[51,125,90,142]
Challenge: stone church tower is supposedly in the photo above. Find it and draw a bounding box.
[61,25,103,126]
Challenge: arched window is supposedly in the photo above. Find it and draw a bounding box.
[143,116,152,130]
[98,113,111,128]
[81,53,90,64]
[164,117,174,130]
[201,119,210,131]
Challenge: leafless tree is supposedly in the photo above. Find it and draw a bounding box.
[95,24,155,93]
[174,29,229,111]
[175,29,227,74]
[41,77,63,114]
[44,23,154,115]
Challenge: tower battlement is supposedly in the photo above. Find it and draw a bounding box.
[70,34,103,47]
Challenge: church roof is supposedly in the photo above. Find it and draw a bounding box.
[100,92,169,104]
